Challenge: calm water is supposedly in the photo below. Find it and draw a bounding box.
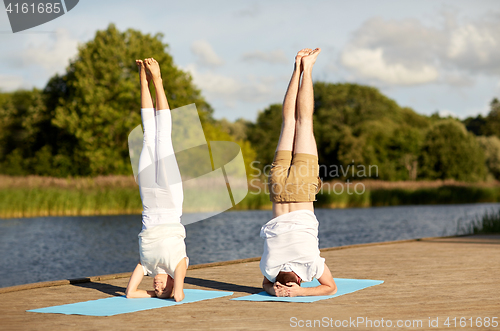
[0,203,498,288]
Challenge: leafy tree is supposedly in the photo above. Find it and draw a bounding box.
[200,120,256,178]
[419,120,487,181]
[337,126,365,170]
[463,114,487,136]
[246,82,432,181]
[387,125,424,180]
[1,24,256,178]
[0,92,15,163]
[48,23,212,176]
[0,89,54,175]
[357,119,398,180]
[476,135,500,180]
[463,98,500,137]
[481,98,500,138]
[218,118,251,141]
[246,104,282,174]
[313,83,429,180]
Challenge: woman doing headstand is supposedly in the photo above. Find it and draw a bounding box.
[125,58,187,302]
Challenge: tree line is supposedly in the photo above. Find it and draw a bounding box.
[1,24,499,182]
[247,87,500,182]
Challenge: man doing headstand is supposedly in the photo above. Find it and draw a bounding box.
[260,48,337,297]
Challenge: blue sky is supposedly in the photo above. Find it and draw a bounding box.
[1,0,499,121]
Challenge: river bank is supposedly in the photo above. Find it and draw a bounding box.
[2,175,500,218]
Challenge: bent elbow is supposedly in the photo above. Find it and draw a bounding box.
[174,293,185,302]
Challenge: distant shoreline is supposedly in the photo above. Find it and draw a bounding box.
[1,175,500,219]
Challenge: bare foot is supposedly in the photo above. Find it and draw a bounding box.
[136,59,151,82]
[295,48,311,71]
[301,48,321,70]
[144,58,161,81]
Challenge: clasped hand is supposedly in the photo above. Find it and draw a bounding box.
[273,281,302,297]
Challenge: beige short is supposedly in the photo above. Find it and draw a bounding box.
[268,150,322,202]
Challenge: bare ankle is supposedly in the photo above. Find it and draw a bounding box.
[302,66,313,74]
[152,77,163,86]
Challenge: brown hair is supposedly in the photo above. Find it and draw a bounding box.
[276,271,300,286]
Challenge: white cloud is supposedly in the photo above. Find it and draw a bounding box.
[241,50,288,64]
[190,40,224,67]
[340,14,500,86]
[446,19,500,74]
[186,64,239,96]
[21,28,79,74]
[0,74,23,92]
[341,46,439,85]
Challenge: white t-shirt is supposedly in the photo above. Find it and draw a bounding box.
[138,222,189,278]
[260,210,325,283]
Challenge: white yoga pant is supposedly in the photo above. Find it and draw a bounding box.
[138,108,183,230]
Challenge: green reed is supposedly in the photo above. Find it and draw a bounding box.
[369,186,500,206]
[2,176,500,218]
[0,187,142,218]
[471,209,500,234]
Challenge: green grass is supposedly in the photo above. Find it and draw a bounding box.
[0,188,142,218]
[471,209,500,234]
[231,191,272,210]
[315,187,371,208]
[2,178,500,218]
[369,186,500,206]
[314,185,500,209]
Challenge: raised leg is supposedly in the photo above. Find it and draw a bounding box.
[137,60,156,188]
[275,49,311,152]
[294,48,320,156]
[272,49,311,217]
[144,58,183,215]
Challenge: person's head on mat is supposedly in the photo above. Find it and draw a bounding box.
[153,274,174,299]
[276,271,301,286]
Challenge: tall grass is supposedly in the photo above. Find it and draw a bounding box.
[369,186,500,206]
[315,189,371,208]
[0,188,142,218]
[472,209,500,234]
[231,190,272,210]
[2,176,500,218]
[231,180,500,210]
[0,175,142,218]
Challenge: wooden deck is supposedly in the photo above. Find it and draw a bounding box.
[1,235,499,330]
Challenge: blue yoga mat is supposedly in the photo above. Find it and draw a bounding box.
[27,289,233,316]
[232,278,383,303]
